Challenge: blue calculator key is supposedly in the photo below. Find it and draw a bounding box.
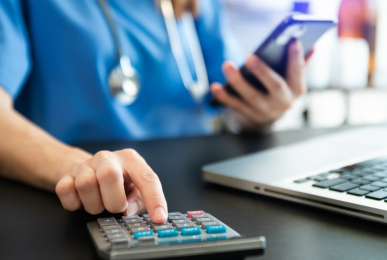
[181,227,202,236]
[181,235,202,243]
[133,231,154,240]
[158,240,179,245]
[158,229,179,238]
[206,225,227,234]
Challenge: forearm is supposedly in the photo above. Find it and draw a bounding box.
[0,87,91,191]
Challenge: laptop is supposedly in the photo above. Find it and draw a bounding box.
[202,126,387,224]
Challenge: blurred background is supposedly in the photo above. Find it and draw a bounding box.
[223,0,387,131]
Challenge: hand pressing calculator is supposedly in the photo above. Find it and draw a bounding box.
[87,210,266,260]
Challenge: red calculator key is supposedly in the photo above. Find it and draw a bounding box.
[187,210,205,218]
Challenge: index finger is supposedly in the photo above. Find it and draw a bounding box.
[116,149,168,223]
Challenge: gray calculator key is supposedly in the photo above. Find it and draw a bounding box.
[175,222,195,230]
[171,219,191,226]
[97,217,117,226]
[168,212,182,216]
[122,215,139,220]
[124,218,143,224]
[104,229,124,235]
[150,222,169,228]
[191,214,210,221]
[109,238,129,249]
[168,215,186,221]
[142,214,150,218]
[101,225,121,231]
[126,223,148,229]
[137,236,155,247]
[153,225,174,232]
[201,221,220,228]
[130,227,151,233]
[195,217,214,224]
[106,233,127,240]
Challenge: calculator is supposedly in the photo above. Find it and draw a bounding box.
[87,210,266,260]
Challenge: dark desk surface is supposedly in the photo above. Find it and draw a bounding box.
[2,127,387,260]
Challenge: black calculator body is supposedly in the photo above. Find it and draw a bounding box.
[87,211,266,260]
[210,14,337,106]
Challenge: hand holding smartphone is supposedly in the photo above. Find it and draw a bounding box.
[210,15,337,107]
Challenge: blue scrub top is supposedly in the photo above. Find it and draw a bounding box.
[0,0,244,143]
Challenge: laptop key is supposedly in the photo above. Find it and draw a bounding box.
[362,176,382,182]
[347,188,370,196]
[351,179,371,185]
[294,179,309,184]
[339,175,360,181]
[372,172,387,178]
[359,185,381,191]
[312,178,347,188]
[370,181,387,188]
[313,176,328,182]
[365,190,387,200]
[329,182,360,192]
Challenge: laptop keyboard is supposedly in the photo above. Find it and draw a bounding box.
[294,156,387,201]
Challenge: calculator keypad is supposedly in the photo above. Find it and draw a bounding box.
[96,211,234,249]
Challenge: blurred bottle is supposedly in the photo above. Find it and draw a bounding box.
[372,0,387,88]
[292,1,309,13]
[338,0,377,83]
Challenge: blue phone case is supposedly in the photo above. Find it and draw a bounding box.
[210,15,337,107]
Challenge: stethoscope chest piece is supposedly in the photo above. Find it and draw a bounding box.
[109,56,141,106]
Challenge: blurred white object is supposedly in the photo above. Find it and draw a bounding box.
[331,38,369,89]
[372,0,387,88]
[348,89,387,125]
[272,96,306,131]
[307,90,346,128]
[306,28,337,89]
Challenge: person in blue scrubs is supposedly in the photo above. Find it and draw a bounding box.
[0,0,309,222]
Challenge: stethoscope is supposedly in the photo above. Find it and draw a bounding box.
[97,0,209,106]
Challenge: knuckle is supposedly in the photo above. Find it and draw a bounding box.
[75,173,96,192]
[272,82,283,92]
[55,178,73,197]
[121,148,140,158]
[94,150,111,160]
[97,166,121,183]
[140,171,159,183]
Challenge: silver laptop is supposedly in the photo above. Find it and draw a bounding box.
[202,126,387,224]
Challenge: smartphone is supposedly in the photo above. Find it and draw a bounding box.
[210,15,337,107]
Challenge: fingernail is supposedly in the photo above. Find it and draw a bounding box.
[290,40,301,55]
[153,207,167,221]
[245,56,259,69]
[126,201,139,216]
[223,63,234,75]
